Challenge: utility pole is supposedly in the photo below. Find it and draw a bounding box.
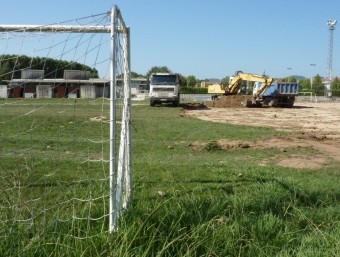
[326,20,337,96]
[310,63,316,89]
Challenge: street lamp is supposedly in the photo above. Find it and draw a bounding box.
[286,68,292,81]
[310,64,316,89]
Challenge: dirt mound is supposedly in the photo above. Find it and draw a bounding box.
[204,95,251,108]
[181,103,209,110]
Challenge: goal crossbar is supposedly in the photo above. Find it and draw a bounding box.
[0,24,114,33]
[0,7,127,34]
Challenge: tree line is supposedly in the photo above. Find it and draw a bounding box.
[298,74,340,96]
[0,54,98,83]
[142,66,340,96]
[2,57,339,96]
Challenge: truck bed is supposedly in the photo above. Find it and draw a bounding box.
[263,82,299,96]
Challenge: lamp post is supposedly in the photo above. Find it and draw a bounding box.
[286,68,292,81]
[310,64,316,89]
[327,20,337,97]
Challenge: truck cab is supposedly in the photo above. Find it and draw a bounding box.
[149,73,180,106]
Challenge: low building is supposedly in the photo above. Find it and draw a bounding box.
[5,69,148,99]
[0,84,7,98]
[7,78,110,98]
[6,69,110,98]
[116,77,148,97]
[200,79,221,88]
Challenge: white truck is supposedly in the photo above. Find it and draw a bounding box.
[149,73,180,106]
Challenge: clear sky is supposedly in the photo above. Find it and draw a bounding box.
[0,0,339,80]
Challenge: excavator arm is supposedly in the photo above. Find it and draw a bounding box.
[227,72,274,95]
[252,77,274,98]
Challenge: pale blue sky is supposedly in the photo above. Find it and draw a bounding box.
[0,0,339,80]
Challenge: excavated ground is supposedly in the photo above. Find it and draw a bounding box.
[204,95,251,108]
[182,95,340,169]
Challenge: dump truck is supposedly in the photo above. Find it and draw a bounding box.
[149,73,180,106]
[247,81,299,107]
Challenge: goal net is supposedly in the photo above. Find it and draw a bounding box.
[0,5,131,250]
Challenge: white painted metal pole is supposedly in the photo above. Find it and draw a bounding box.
[116,27,130,216]
[109,5,117,233]
[123,27,132,210]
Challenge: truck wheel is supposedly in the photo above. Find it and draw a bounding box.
[268,99,278,107]
[286,102,294,108]
[150,101,155,107]
[172,101,179,107]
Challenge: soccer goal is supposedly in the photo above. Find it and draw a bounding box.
[298,91,318,102]
[0,4,131,246]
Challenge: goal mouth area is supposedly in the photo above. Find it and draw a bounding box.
[0,5,131,237]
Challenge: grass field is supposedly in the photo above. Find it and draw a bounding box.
[0,98,339,256]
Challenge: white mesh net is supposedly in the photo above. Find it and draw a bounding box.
[0,6,131,248]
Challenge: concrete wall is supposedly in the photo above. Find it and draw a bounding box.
[96,86,110,98]
[80,85,96,98]
[21,69,44,79]
[36,85,53,98]
[0,85,7,98]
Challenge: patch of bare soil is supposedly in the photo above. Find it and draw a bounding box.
[276,156,328,169]
[204,95,251,108]
[183,98,340,169]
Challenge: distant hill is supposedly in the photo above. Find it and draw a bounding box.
[287,75,306,81]
[205,78,220,82]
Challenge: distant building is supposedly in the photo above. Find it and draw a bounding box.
[116,77,148,97]
[200,79,221,88]
[3,69,147,99]
[4,69,109,98]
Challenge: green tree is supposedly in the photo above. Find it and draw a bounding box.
[221,76,230,87]
[299,78,311,92]
[145,66,171,78]
[186,75,197,87]
[130,71,145,78]
[312,74,323,88]
[179,75,187,87]
[0,54,98,81]
[0,62,10,82]
[331,77,340,96]
[284,76,297,82]
[312,74,324,96]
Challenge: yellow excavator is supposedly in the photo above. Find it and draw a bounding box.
[226,72,274,96]
[208,72,273,97]
[208,71,298,107]
[227,72,275,107]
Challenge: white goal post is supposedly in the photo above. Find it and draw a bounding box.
[0,5,131,234]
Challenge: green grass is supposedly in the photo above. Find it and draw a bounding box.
[0,98,339,256]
